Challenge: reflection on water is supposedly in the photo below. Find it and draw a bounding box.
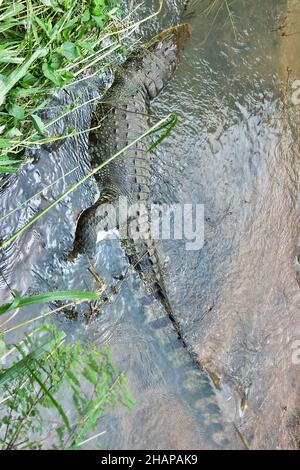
[1,0,300,449]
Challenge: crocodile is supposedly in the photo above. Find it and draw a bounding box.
[68,24,239,448]
[68,24,192,319]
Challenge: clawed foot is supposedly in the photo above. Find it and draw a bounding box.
[50,300,78,319]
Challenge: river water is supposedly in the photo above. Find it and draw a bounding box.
[1,0,300,449]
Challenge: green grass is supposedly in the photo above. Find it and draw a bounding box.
[0,323,133,449]
[0,0,126,173]
[0,289,100,316]
[0,0,165,174]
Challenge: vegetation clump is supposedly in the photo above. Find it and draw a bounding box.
[0,0,124,173]
[0,323,133,450]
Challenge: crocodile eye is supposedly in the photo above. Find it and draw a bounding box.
[136,211,140,216]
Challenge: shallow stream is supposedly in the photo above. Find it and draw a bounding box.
[1,0,300,449]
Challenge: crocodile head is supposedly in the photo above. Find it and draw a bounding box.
[148,23,192,55]
[142,24,192,99]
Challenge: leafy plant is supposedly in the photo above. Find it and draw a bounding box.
[0,322,133,450]
[0,0,125,173]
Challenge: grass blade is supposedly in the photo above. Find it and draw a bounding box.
[0,166,78,223]
[0,48,47,106]
[26,362,71,433]
[148,114,178,151]
[0,290,99,316]
[0,332,66,387]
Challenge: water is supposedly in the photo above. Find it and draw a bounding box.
[1,0,300,449]
[148,0,300,448]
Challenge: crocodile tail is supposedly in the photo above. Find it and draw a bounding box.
[130,243,231,447]
[121,235,175,319]
[147,305,233,448]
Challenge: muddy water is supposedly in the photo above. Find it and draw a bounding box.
[146,0,300,449]
[1,0,300,449]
